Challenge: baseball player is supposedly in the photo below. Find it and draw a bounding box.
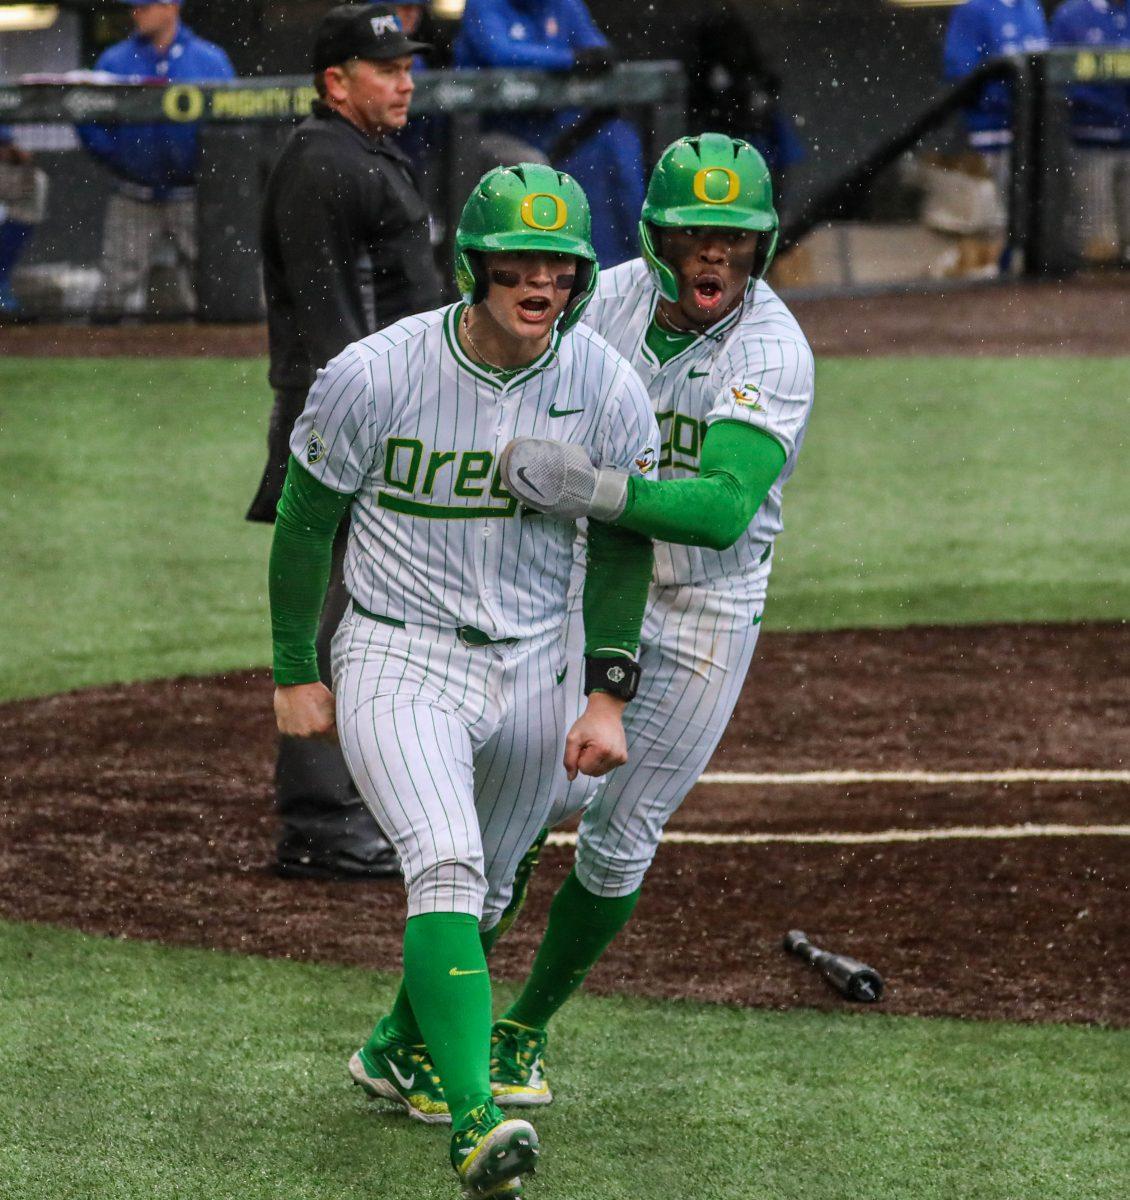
[269,163,659,1197]
[488,134,815,1106]
[942,0,1049,215]
[1050,0,1130,264]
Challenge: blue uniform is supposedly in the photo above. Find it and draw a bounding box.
[77,23,235,196]
[943,0,1050,150]
[453,0,645,266]
[1051,0,1130,146]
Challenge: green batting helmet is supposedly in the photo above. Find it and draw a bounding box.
[454,163,599,333]
[639,133,779,302]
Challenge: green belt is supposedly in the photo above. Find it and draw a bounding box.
[352,600,519,648]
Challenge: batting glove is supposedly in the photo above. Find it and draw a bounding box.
[500,437,629,522]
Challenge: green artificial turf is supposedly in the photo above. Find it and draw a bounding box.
[2,355,1128,701]
[0,358,273,701]
[1,920,1127,1200]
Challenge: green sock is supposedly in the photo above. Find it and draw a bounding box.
[401,912,493,1130]
[383,923,503,1046]
[503,868,641,1031]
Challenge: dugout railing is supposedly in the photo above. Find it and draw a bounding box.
[778,48,1130,290]
[0,62,685,322]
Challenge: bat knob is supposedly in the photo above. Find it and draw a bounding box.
[846,968,884,1003]
[783,929,809,954]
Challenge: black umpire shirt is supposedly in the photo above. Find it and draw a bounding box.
[261,101,443,393]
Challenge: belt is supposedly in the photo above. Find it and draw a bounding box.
[352,600,519,648]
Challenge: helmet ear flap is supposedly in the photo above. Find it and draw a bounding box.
[754,229,779,282]
[557,257,599,333]
[455,248,489,305]
[638,221,680,303]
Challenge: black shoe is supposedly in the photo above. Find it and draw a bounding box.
[274,828,401,880]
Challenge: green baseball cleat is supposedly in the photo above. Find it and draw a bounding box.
[490,1020,552,1107]
[349,1018,450,1124]
[451,1101,539,1198]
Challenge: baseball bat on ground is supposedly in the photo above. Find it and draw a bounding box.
[782,930,884,1003]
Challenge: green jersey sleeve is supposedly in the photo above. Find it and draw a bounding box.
[269,456,354,686]
[615,421,786,551]
[582,521,654,658]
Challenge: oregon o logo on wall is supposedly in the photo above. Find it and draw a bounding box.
[162,84,205,123]
[520,192,568,231]
[692,166,740,205]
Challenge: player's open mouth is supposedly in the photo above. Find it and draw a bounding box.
[517,296,552,324]
[691,275,725,309]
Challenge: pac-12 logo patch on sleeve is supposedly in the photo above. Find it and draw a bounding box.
[305,429,327,465]
[730,384,764,412]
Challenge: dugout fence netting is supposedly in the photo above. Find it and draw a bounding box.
[0,53,1126,324]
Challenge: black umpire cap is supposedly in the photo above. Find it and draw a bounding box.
[312,4,431,71]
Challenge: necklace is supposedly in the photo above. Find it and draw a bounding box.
[461,307,505,368]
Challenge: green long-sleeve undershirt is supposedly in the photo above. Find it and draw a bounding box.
[269,456,653,686]
[616,420,786,551]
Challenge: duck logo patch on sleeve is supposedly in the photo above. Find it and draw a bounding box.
[634,446,657,473]
[305,429,327,465]
[731,384,764,412]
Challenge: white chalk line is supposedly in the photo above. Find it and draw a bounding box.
[697,769,1130,786]
[546,824,1130,848]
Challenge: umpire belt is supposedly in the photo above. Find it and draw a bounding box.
[352,600,519,648]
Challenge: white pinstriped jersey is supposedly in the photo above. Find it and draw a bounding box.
[582,259,814,601]
[290,302,660,640]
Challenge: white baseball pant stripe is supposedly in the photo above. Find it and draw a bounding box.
[548,582,763,897]
[332,607,567,923]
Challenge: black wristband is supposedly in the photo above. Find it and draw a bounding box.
[583,655,641,701]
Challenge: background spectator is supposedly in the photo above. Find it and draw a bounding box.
[942,0,1050,210]
[77,0,234,320]
[453,0,645,266]
[0,126,47,318]
[1050,0,1130,264]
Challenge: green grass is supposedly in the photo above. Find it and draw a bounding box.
[0,358,273,701]
[2,920,1127,1200]
[770,357,1130,630]
[2,355,1128,702]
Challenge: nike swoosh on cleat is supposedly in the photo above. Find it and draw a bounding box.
[385,1057,415,1090]
[514,466,542,497]
[548,403,584,417]
[449,967,487,977]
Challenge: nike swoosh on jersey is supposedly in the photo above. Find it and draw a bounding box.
[548,402,584,417]
[449,967,487,977]
[385,1057,415,1089]
[688,368,710,378]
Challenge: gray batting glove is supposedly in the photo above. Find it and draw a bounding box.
[500,437,629,522]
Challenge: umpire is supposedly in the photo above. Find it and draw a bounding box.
[247,3,443,880]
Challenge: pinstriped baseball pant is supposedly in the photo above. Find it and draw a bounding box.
[332,607,568,923]
[548,582,763,898]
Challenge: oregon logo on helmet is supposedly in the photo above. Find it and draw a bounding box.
[520,192,568,231]
[692,167,740,205]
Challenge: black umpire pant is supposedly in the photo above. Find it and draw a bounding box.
[248,385,399,879]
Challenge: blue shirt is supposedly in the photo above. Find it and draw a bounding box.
[943,0,1050,147]
[453,0,607,148]
[1051,0,1130,145]
[77,22,235,195]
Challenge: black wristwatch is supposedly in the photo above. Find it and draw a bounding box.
[583,655,641,701]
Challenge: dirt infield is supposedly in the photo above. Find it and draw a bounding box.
[3,275,1127,358]
[2,622,1126,1027]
